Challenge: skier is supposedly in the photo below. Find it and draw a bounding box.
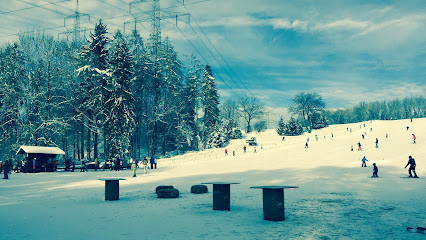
[386,133,388,138]
[282,136,285,141]
[254,147,257,153]
[405,156,418,178]
[315,135,318,141]
[2,160,10,179]
[372,163,378,177]
[331,133,333,138]
[361,156,368,167]
[131,158,138,177]
[358,142,362,151]
[142,157,148,174]
[243,145,246,153]
[233,150,235,156]
[305,142,309,148]
[370,128,372,132]
[351,145,353,151]
[406,126,409,131]
[362,134,364,139]
[375,138,379,148]
[225,149,228,156]
[412,134,416,144]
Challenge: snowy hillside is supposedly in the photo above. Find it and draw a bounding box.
[1,118,425,240]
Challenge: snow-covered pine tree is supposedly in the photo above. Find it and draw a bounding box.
[128,29,152,159]
[181,55,202,151]
[78,20,110,160]
[160,38,184,154]
[201,64,220,148]
[285,117,303,136]
[276,116,286,135]
[104,37,135,160]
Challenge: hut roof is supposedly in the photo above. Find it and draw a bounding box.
[16,146,65,155]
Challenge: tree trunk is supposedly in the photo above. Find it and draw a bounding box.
[80,122,84,160]
[94,131,98,160]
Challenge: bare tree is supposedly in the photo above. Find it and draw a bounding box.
[238,97,264,133]
[290,92,325,129]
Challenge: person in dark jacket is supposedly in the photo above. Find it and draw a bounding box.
[115,157,120,171]
[150,156,156,169]
[372,163,378,177]
[405,156,418,178]
[375,138,379,148]
[2,160,10,179]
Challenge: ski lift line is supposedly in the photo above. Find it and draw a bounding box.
[184,19,251,99]
[175,24,245,99]
[181,3,255,98]
[0,0,71,15]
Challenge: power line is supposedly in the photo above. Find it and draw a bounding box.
[175,24,245,99]
[183,19,250,99]
[0,0,71,15]
[181,2,255,98]
[16,0,70,16]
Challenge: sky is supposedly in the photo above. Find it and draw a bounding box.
[1,0,426,112]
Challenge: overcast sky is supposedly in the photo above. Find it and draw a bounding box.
[1,0,426,111]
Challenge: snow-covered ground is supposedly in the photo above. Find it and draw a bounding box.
[1,118,425,240]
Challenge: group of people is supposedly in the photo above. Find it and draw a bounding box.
[361,155,418,178]
[130,156,157,177]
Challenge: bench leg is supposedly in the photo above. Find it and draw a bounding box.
[105,180,120,201]
[213,184,231,211]
[262,188,285,221]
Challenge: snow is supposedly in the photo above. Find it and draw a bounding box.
[16,146,65,155]
[1,118,425,240]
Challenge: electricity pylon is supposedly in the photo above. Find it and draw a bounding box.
[125,0,189,58]
[59,0,90,42]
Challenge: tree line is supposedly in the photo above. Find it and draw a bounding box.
[276,92,426,136]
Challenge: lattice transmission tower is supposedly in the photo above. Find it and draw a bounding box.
[59,0,90,42]
[125,0,189,59]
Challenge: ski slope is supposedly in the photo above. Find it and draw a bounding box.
[1,118,425,240]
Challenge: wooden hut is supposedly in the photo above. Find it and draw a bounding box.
[16,146,65,173]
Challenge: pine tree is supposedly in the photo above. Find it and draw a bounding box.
[276,117,286,135]
[160,38,184,154]
[104,38,135,159]
[78,20,110,160]
[285,117,303,136]
[202,64,220,148]
[182,55,202,150]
